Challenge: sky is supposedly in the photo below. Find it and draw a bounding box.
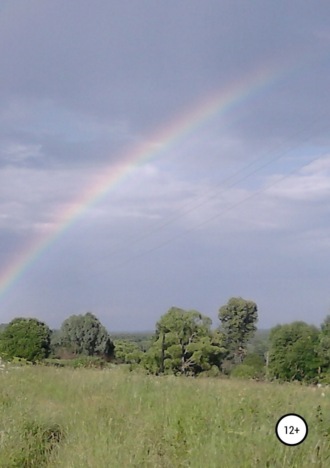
[1,1,330,332]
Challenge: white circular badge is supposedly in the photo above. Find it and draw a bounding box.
[275,414,308,446]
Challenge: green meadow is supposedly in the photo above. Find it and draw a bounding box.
[0,365,329,467]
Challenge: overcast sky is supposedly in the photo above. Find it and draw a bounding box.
[1,1,330,332]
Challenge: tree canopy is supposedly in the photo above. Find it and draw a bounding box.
[57,312,114,359]
[268,321,321,382]
[144,307,226,375]
[219,297,258,363]
[7,299,330,384]
[0,318,51,362]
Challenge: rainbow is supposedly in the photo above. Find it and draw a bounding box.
[0,61,291,300]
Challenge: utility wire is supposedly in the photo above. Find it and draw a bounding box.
[64,142,328,291]
[80,115,328,263]
[100,148,329,272]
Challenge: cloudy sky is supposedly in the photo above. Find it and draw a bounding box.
[1,1,330,332]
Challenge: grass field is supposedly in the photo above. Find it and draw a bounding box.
[0,365,329,467]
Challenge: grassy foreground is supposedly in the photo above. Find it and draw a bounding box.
[0,366,329,467]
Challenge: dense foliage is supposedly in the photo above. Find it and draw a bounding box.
[268,322,321,382]
[55,312,115,359]
[142,307,226,375]
[0,318,51,362]
[3,298,330,384]
[219,297,258,363]
[114,340,144,364]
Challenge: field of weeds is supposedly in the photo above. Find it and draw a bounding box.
[0,365,330,467]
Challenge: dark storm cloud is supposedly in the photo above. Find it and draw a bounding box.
[0,1,329,136]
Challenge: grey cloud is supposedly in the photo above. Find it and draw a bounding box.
[2,1,330,330]
[1,1,329,134]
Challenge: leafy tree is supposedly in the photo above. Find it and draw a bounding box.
[185,334,226,374]
[243,352,265,370]
[141,342,163,374]
[317,315,330,376]
[268,321,321,382]
[0,318,51,362]
[247,330,270,360]
[219,297,258,363]
[58,312,114,359]
[236,353,266,379]
[114,340,144,364]
[144,307,226,375]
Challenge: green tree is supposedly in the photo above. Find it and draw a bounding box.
[231,352,266,380]
[219,297,258,363]
[317,315,330,378]
[185,333,226,374]
[114,340,144,364]
[247,330,270,360]
[143,307,226,375]
[0,318,51,362]
[58,312,114,359]
[268,321,320,382]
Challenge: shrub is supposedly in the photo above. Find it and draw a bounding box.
[231,364,257,379]
[69,356,106,369]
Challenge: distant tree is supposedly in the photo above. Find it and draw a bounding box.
[0,318,51,362]
[185,333,227,374]
[143,307,226,375]
[233,353,266,379]
[0,323,8,333]
[111,332,153,352]
[58,312,114,359]
[219,297,258,363]
[243,352,265,370]
[268,321,321,382]
[231,364,257,379]
[317,315,330,376]
[247,330,270,360]
[114,340,144,364]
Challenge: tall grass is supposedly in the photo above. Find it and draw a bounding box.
[0,366,329,467]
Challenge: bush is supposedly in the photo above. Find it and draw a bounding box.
[197,365,221,378]
[243,353,265,368]
[231,364,258,379]
[68,356,106,369]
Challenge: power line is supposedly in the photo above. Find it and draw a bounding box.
[78,115,328,265]
[103,149,329,272]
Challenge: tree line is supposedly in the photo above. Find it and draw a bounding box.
[1,297,330,384]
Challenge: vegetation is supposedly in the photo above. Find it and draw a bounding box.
[143,307,226,375]
[0,318,51,362]
[113,340,144,365]
[52,312,114,360]
[1,296,330,383]
[0,366,330,467]
[219,297,258,363]
[2,298,330,465]
[111,332,153,352]
[268,322,321,383]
